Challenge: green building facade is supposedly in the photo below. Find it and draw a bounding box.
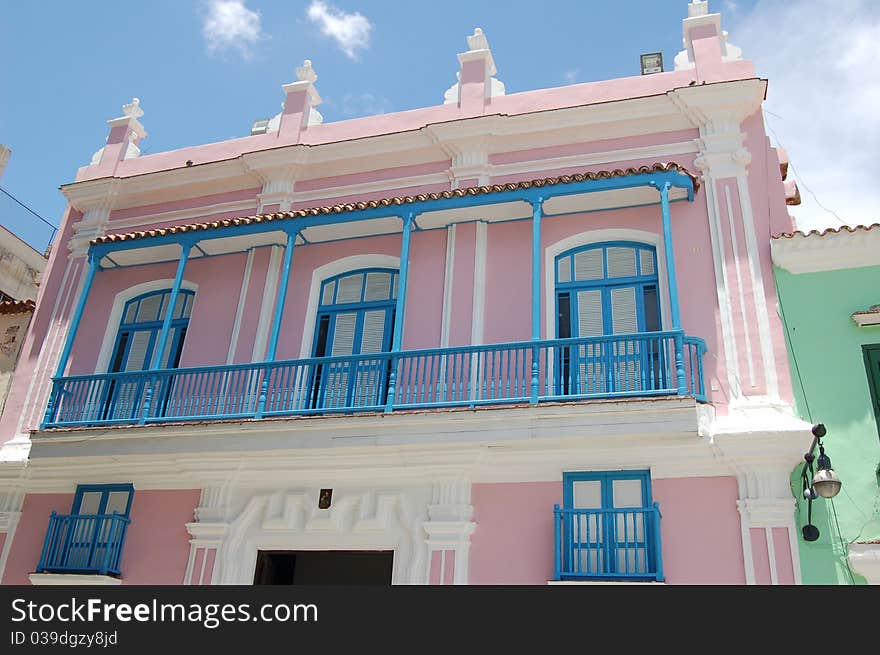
[772,225,880,584]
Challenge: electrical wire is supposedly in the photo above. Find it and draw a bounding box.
[829,499,858,585]
[0,185,59,250]
[762,113,850,227]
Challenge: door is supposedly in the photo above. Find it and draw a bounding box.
[310,270,397,410]
[253,550,393,585]
[555,244,663,395]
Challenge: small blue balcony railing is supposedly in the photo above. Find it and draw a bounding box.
[42,330,706,428]
[36,512,130,576]
[553,504,664,581]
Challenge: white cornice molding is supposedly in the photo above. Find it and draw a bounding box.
[59,82,758,214]
[771,229,880,274]
[15,397,818,492]
[669,80,765,179]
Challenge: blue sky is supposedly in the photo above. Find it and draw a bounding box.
[2,1,877,253]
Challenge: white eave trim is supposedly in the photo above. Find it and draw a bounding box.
[847,542,880,585]
[771,229,880,273]
[852,309,880,327]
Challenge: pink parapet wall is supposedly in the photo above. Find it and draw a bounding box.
[1,490,199,585]
[468,477,745,584]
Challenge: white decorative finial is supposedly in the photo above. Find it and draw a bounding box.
[296,59,317,84]
[121,97,144,120]
[689,0,709,17]
[467,27,489,52]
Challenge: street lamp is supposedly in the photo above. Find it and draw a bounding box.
[800,423,842,541]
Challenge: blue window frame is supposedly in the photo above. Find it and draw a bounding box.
[554,242,665,395]
[310,269,398,409]
[110,289,195,374]
[102,289,194,421]
[71,483,135,517]
[557,470,662,580]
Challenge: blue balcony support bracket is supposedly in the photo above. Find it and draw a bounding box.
[265,230,297,362]
[656,182,687,394]
[530,198,544,404]
[385,212,414,412]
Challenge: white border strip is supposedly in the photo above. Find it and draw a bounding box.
[227,249,256,364]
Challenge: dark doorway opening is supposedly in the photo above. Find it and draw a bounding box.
[253,550,394,585]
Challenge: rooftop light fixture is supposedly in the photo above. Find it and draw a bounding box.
[250,118,270,136]
[640,52,664,75]
[800,423,842,541]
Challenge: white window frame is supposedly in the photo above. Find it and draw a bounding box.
[94,279,199,374]
[543,229,672,343]
[298,254,400,358]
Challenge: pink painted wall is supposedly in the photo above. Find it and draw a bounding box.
[469,476,745,585]
[1,489,198,585]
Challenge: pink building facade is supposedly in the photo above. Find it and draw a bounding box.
[0,2,811,585]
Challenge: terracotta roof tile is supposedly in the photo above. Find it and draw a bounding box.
[0,299,35,315]
[91,163,699,246]
[772,223,880,240]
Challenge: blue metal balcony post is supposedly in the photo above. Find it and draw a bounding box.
[265,230,297,362]
[530,198,544,404]
[255,230,297,418]
[141,241,192,423]
[385,211,414,412]
[43,253,100,426]
[658,182,687,394]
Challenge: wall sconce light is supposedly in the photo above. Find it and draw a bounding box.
[801,423,842,541]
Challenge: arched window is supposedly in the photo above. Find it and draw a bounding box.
[108,289,194,373]
[554,243,663,395]
[310,269,398,408]
[555,242,660,339]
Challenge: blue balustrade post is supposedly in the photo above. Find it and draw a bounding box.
[38,511,57,572]
[140,241,192,423]
[652,501,664,581]
[530,198,544,404]
[265,230,297,362]
[255,364,269,419]
[657,182,687,395]
[385,212,414,412]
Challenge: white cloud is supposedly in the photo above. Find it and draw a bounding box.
[727,0,880,231]
[306,1,372,60]
[563,69,580,83]
[202,0,263,58]
[340,93,392,118]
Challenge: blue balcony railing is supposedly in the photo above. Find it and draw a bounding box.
[36,512,130,576]
[42,330,706,428]
[553,504,664,581]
